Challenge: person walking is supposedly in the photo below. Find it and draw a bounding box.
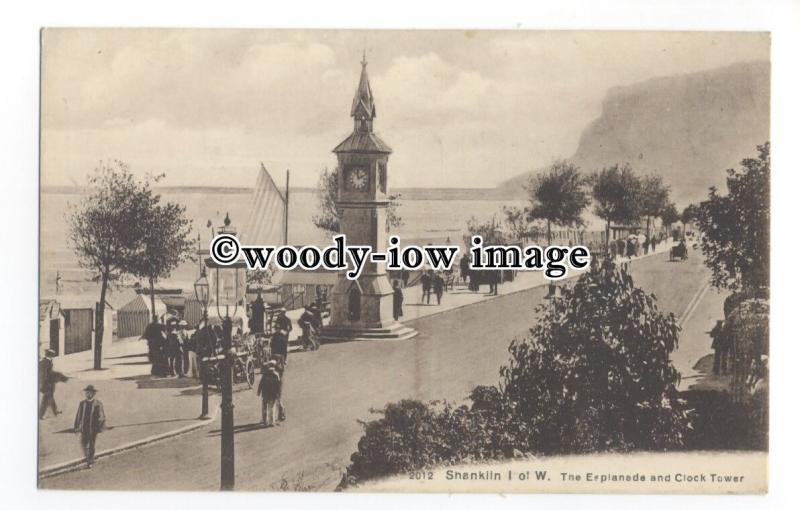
[178,320,190,375]
[73,385,106,468]
[274,307,293,341]
[432,273,444,305]
[39,349,67,419]
[142,320,165,377]
[184,325,200,378]
[250,291,266,334]
[392,279,404,320]
[257,360,282,427]
[459,255,470,285]
[710,320,732,375]
[269,309,291,421]
[486,270,499,296]
[298,305,320,351]
[165,325,182,377]
[271,309,290,360]
[420,270,432,304]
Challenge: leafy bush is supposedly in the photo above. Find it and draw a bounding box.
[681,390,767,451]
[341,262,700,488]
[501,260,690,453]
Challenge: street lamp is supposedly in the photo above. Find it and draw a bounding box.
[212,212,241,492]
[194,268,210,420]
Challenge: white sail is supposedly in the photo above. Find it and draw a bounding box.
[243,163,287,246]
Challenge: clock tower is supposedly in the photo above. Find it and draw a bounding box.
[320,55,417,342]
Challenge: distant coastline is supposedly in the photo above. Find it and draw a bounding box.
[41,185,516,201]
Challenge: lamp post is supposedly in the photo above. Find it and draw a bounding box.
[194,268,210,420]
[213,212,240,491]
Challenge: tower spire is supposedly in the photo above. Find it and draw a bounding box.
[351,53,376,132]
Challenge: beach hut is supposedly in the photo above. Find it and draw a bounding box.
[117,294,167,339]
[39,300,64,357]
[39,297,113,357]
[183,296,203,328]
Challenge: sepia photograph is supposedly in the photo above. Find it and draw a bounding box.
[33,26,772,495]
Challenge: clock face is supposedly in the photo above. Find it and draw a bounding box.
[348,167,368,190]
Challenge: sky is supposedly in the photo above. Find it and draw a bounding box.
[41,29,769,189]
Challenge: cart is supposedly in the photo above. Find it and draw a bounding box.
[203,335,257,390]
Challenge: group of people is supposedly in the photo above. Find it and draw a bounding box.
[419,269,448,304]
[142,318,202,378]
[459,256,502,295]
[609,232,666,260]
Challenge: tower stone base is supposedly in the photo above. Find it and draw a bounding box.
[319,272,418,343]
[319,321,418,343]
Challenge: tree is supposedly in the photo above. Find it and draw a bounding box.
[465,215,507,245]
[660,202,680,236]
[500,260,690,453]
[527,161,590,245]
[591,164,642,251]
[695,142,770,292]
[68,161,155,369]
[639,173,670,243]
[130,201,195,320]
[312,167,340,233]
[312,167,403,234]
[502,205,539,243]
[681,203,700,234]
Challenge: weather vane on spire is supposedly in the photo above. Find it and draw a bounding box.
[361,48,367,68]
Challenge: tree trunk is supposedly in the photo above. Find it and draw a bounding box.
[645,216,651,251]
[94,272,108,370]
[149,277,157,322]
[547,219,552,246]
[605,219,611,253]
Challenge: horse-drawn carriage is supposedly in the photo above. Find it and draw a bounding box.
[202,331,259,390]
[669,242,688,261]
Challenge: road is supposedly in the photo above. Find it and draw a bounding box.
[41,247,722,491]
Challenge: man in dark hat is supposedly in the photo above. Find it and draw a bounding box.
[74,385,106,468]
[271,309,290,361]
[39,349,67,419]
[273,307,293,340]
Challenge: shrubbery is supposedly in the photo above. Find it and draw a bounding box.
[500,260,689,454]
[340,261,696,488]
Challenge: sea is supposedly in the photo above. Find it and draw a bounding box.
[40,187,525,308]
